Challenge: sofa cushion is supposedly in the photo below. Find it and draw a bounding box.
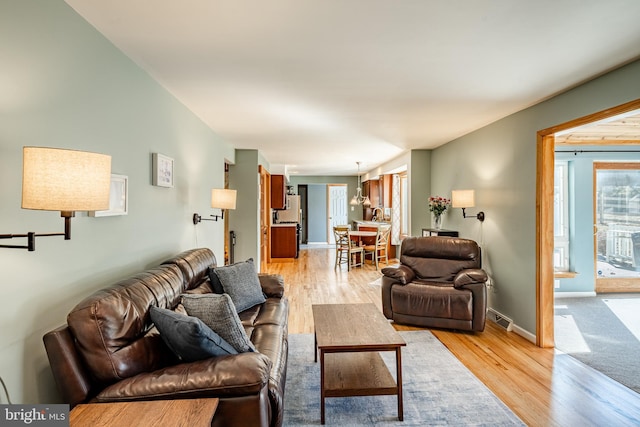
[182,293,256,353]
[207,266,225,294]
[150,306,237,362]
[212,259,266,312]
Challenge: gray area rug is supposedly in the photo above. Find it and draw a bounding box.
[284,331,524,426]
[555,294,640,394]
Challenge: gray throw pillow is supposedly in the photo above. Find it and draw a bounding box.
[182,293,256,353]
[213,259,266,312]
[150,306,238,362]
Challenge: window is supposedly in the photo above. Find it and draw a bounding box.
[554,161,570,271]
[594,162,640,279]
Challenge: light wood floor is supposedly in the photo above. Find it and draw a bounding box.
[265,246,640,427]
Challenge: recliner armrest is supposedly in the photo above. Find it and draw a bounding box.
[258,274,285,298]
[381,265,416,285]
[453,268,488,289]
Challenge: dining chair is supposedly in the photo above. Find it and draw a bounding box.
[333,226,363,270]
[363,225,391,270]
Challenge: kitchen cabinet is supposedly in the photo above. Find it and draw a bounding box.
[362,178,382,220]
[382,175,392,207]
[271,225,297,258]
[271,175,286,209]
[368,179,381,207]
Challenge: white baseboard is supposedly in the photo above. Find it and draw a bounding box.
[554,291,597,299]
[512,324,536,343]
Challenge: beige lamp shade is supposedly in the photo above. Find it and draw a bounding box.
[211,188,237,210]
[22,147,112,212]
[451,189,475,208]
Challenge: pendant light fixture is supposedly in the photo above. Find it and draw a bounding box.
[350,162,371,206]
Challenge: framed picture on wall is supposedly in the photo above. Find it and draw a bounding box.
[152,153,174,188]
[89,174,128,217]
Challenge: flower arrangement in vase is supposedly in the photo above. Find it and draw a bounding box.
[428,196,451,229]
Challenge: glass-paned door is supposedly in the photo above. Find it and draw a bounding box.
[594,162,640,292]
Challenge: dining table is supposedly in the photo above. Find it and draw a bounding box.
[348,230,377,246]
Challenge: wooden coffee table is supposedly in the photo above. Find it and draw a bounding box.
[312,303,406,424]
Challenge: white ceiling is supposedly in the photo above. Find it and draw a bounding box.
[65,0,640,176]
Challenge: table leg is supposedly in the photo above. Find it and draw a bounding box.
[396,347,403,421]
[320,350,325,424]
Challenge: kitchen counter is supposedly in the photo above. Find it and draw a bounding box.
[354,220,390,228]
[271,223,298,227]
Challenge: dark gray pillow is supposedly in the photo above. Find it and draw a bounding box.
[182,293,256,353]
[213,258,266,312]
[150,306,238,362]
[207,266,224,294]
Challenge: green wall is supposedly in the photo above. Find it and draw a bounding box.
[289,175,362,241]
[431,60,640,334]
[229,150,262,264]
[409,150,432,236]
[0,0,235,404]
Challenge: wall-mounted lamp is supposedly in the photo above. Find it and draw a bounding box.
[193,188,237,224]
[451,189,485,222]
[1,147,112,251]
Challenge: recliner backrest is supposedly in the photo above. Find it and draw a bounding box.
[400,237,481,282]
[66,264,185,385]
[162,247,217,290]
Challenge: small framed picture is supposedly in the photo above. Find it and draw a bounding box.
[152,153,174,188]
[89,174,128,217]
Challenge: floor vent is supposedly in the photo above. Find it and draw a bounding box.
[487,308,513,331]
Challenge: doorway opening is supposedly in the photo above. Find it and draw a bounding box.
[537,99,640,347]
[327,184,348,244]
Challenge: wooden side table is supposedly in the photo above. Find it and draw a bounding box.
[70,398,219,427]
[422,228,458,237]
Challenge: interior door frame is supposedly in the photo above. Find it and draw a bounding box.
[258,165,271,270]
[536,98,640,348]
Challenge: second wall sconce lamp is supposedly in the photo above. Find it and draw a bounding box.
[1,146,112,251]
[193,188,237,224]
[451,189,485,222]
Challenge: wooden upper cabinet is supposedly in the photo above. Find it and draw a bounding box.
[271,175,286,209]
[382,175,392,207]
[368,179,381,207]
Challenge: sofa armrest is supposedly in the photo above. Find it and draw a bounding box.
[381,265,416,285]
[453,269,488,289]
[95,352,272,402]
[258,274,285,298]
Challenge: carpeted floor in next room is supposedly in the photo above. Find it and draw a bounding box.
[283,330,525,426]
[555,293,640,394]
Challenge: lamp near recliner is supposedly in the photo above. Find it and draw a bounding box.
[1,146,112,251]
[193,188,237,224]
[452,189,485,222]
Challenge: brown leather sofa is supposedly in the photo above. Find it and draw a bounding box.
[381,236,487,332]
[43,248,288,427]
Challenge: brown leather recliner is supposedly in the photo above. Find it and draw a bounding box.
[381,236,487,332]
